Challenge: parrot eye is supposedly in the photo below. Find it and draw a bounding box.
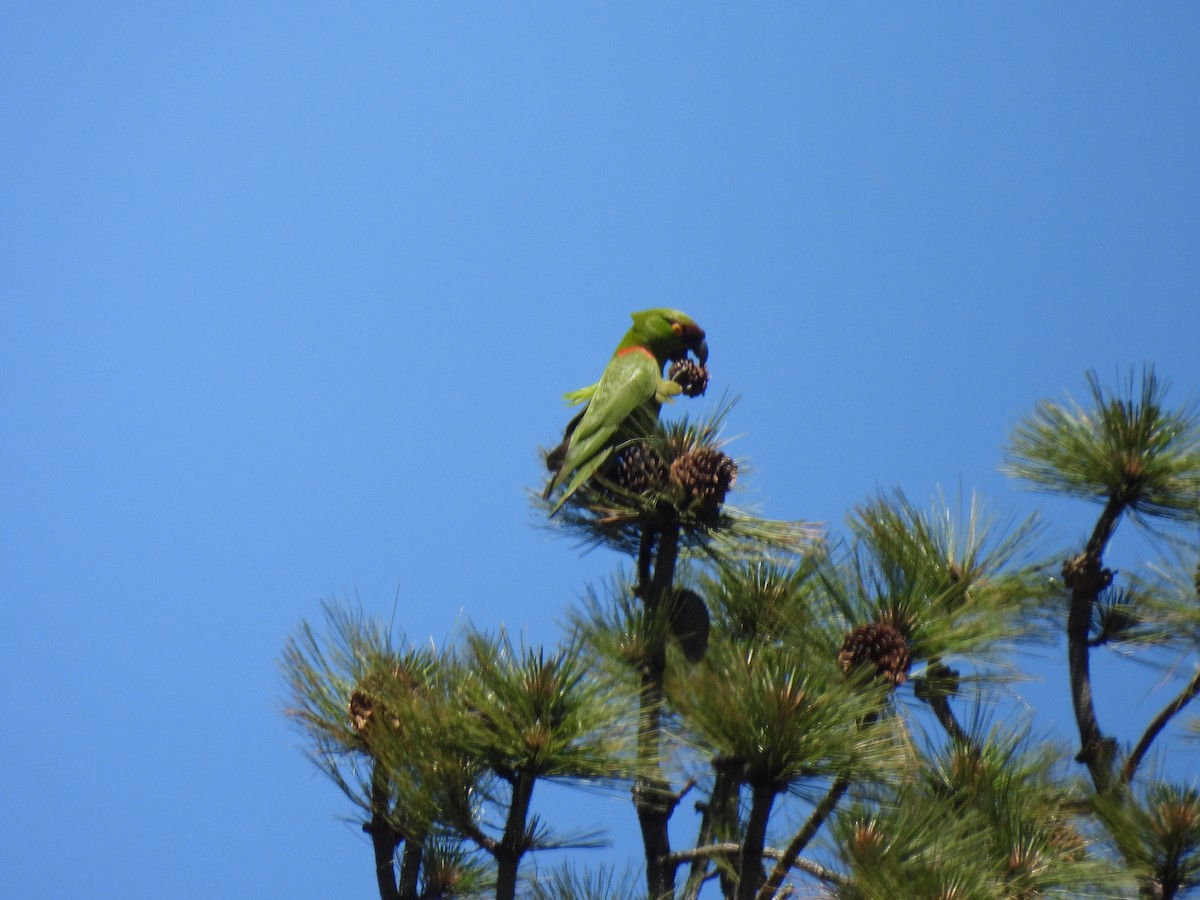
[671,322,683,336]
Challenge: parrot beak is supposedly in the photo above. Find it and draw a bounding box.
[671,319,708,365]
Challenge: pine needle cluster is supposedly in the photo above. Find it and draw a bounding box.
[281,604,637,900]
[1004,368,1200,524]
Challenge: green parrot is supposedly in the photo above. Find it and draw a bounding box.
[544,309,708,514]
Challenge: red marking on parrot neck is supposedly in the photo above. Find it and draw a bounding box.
[617,345,655,361]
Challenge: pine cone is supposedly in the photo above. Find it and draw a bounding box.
[669,448,737,514]
[838,622,912,687]
[669,359,709,398]
[349,689,375,733]
[609,442,669,495]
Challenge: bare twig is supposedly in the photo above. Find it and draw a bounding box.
[926,693,976,752]
[1122,667,1200,784]
[669,844,849,890]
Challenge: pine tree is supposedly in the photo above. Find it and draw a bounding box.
[282,365,1200,899]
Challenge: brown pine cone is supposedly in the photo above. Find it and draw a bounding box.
[838,622,912,687]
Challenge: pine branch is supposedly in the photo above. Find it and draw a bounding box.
[682,759,743,899]
[670,845,848,888]
[457,816,498,858]
[925,692,975,750]
[1122,667,1200,785]
[1005,367,1200,792]
[1066,496,1124,792]
[737,779,778,900]
[757,776,849,900]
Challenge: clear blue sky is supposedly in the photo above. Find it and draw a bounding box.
[3,5,1198,898]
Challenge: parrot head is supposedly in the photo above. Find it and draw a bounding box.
[624,308,708,367]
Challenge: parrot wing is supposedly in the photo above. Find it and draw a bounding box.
[546,347,675,514]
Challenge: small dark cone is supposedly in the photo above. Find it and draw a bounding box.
[349,688,375,733]
[669,359,709,398]
[838,622,912,687]
[668,589,710,662]
[669,448,737,516]
[1194,560,1200,601]
[609,442,669,496]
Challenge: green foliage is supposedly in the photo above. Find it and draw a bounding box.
[1004,367,1200,523]
[285,366,1200,899]
[282,605,638,898]
[457,631,637,784]
[281,601,466,838]
[414,842,496,898]
[840,491,1052,662]
[831,725,1132,899]
[521,864,645,900]
[1121,547,1200,656]
[667,637,901,789]
[697,557,821,648]
[1097,782,1200,898]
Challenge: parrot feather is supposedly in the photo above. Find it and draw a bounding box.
[544,309,707,515]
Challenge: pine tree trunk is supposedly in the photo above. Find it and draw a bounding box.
[737,780,776,900]
[368,761,401,900]
[636,520,681,899]
[495,770,536,900]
